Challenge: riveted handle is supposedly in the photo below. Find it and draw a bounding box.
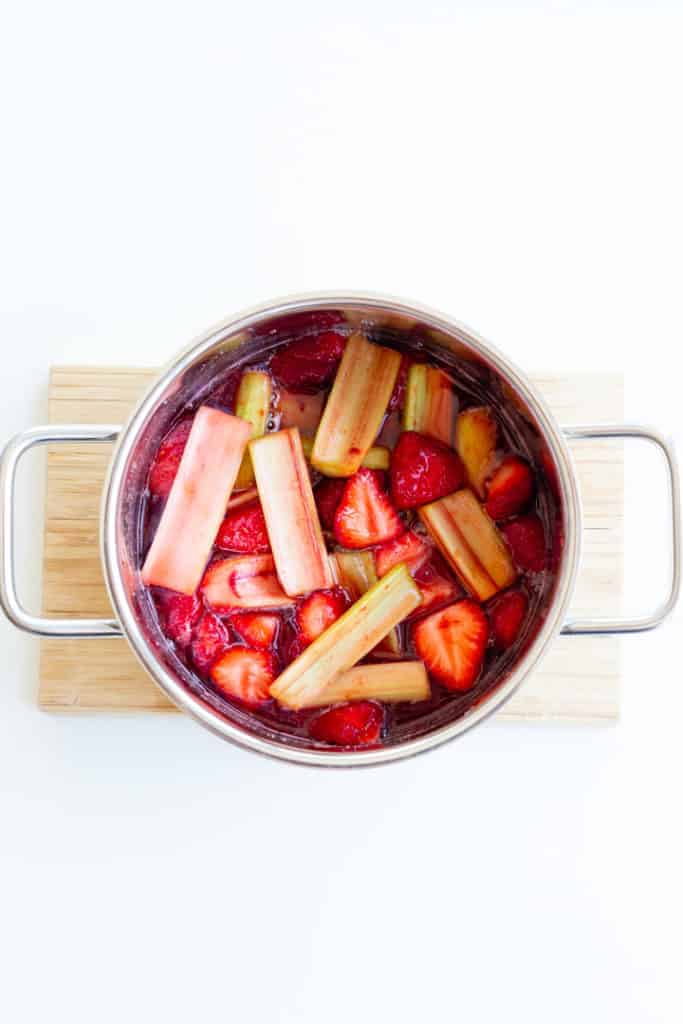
[0,424,124,638]
[561,424,680,635]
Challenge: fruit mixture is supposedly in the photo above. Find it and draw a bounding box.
[139,311,561,751]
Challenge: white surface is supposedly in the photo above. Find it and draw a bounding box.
[1,4,682,1022]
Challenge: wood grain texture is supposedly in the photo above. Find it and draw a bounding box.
[38,366,623,721]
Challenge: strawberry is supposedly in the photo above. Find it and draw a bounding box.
[375,529,432,578]
[210,647,276,706]
[413,599,488,691]
[231,611,280,650]
[502,514,547,572]
[155,590,202,647]
[191,612,229,674]
[390,431,464,511]
[215,502,270,554]
[485,456,534,520]
[269,331,346,391]
[314,477,347,531]
[148,419,193,498]
[295,589,347,646]
[488,589,528,650]
[333,468,403,549]
[309,701,384,747]
[411,562,462,617]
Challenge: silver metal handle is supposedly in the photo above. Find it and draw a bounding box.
[561,424,680,635]
[0,424,124,638]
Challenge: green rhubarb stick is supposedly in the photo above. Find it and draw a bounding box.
[300,436,390,471]
[298,661,430,708]
[333,550,401,655]
[234,371,272,489]
[403,365,457,446]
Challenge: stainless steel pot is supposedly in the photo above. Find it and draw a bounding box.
[1,293,680,766]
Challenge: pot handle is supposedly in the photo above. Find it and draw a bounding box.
[0,424,124,638]
[560,424,681,635]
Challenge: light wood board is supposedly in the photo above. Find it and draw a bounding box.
[39,367,623,721]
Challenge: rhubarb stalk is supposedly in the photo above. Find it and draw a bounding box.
[234,371,272,489]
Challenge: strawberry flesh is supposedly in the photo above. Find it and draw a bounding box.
[231,611,280,650]
[485,456,534,520]
[191,612,229,674]
[270,331,346,391]
[502,515,547,572]
[210,647,276,706]
[413,599,488,691]
[155,590,202,647]
[295,588,348,647]
[215,502,271,554]
[309,700,384,747]
[148,419,193,498]
[488,589,529,650]
[375,529,432,578]
[411,561,462,617]
[315,478,347,531]
[333,468,403,549]
[391,431,464,510]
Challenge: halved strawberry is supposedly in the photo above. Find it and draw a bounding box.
[210,647,276,706]
[375,529,432,578]
[191,612,229,674]
[488,589,529,650]
[309,700,384,747]
[314,478,347,531]
[148,419,193,498]
[502,515,547,572]
[333,468,402,549]
[390,431,464,511]
[485,456,534,520]
[295,589,348,647]
[215,502,270,554]
[155,590,202,647]
[269,331,346,391]
[413,599,488,691]
[231,611,280,650]
[411,562,462,617]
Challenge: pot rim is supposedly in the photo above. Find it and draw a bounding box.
[100,291,582,767]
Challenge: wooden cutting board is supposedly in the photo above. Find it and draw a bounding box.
[38,366,623,721]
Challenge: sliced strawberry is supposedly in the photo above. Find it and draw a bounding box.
[309,701,384,747]
[231,611,280,650]
[485,456,534,520]
[295,589,347,647]
[191,612,229,674]
[210,647,276,707]
[502,514,547,572]
[413,599,488,691]
[388,355,415,412]
[270,331,346,391]
[375,529,432,578]
[390,431,464,511]
[411,563,462,617]
[148,419,193,498]
[314,478,347,531]
[333,468,402,549]
[201,554,294,612]
[488,589,529,650]
[155,590,202,647]
[215,502,270,554]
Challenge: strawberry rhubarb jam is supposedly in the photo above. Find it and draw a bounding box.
[139,311,562,751]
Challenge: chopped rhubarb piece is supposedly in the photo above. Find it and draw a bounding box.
[301,436,389,471]
[201,554,295,611]
[311,333,401,477]
[501,514,548,572]
[231,611,280,649]
[403,365,457,446]
[270,331,346,391]
[455,406,498,498]
[191,612,229,674]
[234,371,272,489]
[390,431,464,510]
[332,549,400,654]
[155,590,202,647]
[270,563,421,709]
[413,599,489,691]
[250,428,334,596]
[315,477,347,531]
[375,529,432,578]
[295,589,348,647]
[299,661,430,708]
[142,407,252,595]
[485,455,534,520]
[148,419,193,498]
[210,647,276,707]
[309,701,384,747]
[225,485,259,513]
[215,502,270,554]
[488,589,529,649]
[419,489,517,600]
[333,468,403,549]
[277,389,325,435]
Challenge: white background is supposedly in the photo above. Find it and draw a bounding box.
[1,3,682,1022]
